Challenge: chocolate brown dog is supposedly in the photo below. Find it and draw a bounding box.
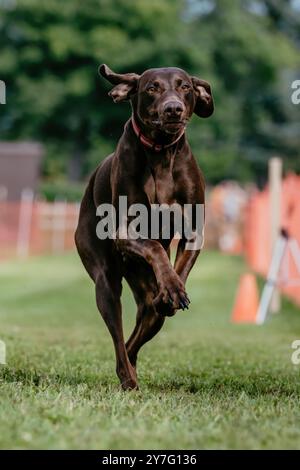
[75,64,214,390]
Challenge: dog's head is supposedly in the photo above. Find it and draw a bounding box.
[99,64,214,134]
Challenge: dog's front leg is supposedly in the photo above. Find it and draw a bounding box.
[174,201,204,285]
[116,237,190,310]
[174,239,201,285]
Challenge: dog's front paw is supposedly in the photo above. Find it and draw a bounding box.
[153,271,190,312]
[153,300,176,317]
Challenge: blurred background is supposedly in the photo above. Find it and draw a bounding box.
[1,0,300,450]
[1,0,300,279]
[1,0,300,184]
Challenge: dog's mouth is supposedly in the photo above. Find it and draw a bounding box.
[164,120,185,128]
[151,119,187,134]
[162,120,187,134]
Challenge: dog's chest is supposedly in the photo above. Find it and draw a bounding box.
[143,163,176,205]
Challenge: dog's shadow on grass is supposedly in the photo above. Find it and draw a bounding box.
[2,367,299,399]
[1,367,114,391]
[143,372,300,399]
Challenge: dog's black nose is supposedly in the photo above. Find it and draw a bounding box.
[163,101,184,118]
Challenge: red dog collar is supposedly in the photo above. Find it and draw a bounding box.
[131,115,185,152]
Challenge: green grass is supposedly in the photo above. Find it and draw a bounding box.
[0,250,300,450]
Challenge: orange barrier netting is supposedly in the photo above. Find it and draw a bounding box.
[0,201,79,260]
[244,173,300,307]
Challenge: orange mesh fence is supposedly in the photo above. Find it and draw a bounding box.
[0,201,79,260]
[1,176,300,309]
[0,202,20,259]
[244,173,300,307]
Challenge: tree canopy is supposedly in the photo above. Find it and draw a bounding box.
[0,0,299,190]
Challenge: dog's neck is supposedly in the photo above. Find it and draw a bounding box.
[131,112,186,153]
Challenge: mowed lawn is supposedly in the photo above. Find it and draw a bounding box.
[0,251,300,450]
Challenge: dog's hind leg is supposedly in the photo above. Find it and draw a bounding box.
[125,264,165,369]
[75,199,137,389]
[126,304,165,369]
[95,270,138,390]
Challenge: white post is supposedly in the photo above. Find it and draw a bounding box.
[0,186,8,223]
[269,157,282,313]
[17,188,34,258]
[52,200,67,253]
[0,185,8,202]
[256,234,287,325]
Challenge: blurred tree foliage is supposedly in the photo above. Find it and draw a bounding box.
[0,0,299,190]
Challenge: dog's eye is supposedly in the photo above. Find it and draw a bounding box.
[147,86,156,93]
[181,84,191,91]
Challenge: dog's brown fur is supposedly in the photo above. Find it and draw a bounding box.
[75,64,214,389]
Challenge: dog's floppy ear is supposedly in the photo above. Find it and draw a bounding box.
[99,64,140,103]
[191,77,214,118]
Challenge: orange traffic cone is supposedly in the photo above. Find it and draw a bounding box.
[231,273,259,323]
